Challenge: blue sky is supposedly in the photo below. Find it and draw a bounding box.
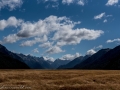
[0,0,120,61]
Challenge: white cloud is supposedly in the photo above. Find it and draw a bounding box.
[60,52,81,60]
[45,46,65,54]
[20,35,48,47]
[77,0,85,6]
[106,0,119,6]
[17,15,73,38]
[96,45,103,49]
[103,19,107,23]
[44,0,58,2]
[33,48,39,53]
[62,0,74,5]
[39,0,86,6]
[62,0,86,5]
[106,15,113,17]
[1,15,74,44]
[0,15,104,54]
[39,41,53,48]
[43,56,55,62]
[86,45,103,55]
[53,28,104,46]
[0,0,23,10]
[3,34,21,44]
[0,40,2,44]
[93,45,103,50]
[0,16,23,30]
[86,49,96,55]
[94,12,105,19]
[107,38,120,43]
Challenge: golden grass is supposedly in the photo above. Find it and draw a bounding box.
[0,70,120,90]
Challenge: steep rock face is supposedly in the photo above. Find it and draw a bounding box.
[58,55,91,69]
[0,44,30,69]
[51,59,71,69]
[58,56,83,69]
[17,54,52,69]
[74,45,120,70]
[74,48,111,69]
[93,45,120,69]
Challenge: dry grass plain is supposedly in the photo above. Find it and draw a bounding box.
[0,70,120,90]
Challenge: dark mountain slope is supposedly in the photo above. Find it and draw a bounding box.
[74,48,111,69]
[0,44,30,69]
[93,45,120,69]
[51,59,70,69]
[17,54,52,69]
[58,55,91,69]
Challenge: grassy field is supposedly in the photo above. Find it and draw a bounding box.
[0,70,120,90]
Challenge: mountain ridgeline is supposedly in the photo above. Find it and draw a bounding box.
[58,55,91,69]
[0,44,29,69]
[1,44,120,69]
[74,45,120,69]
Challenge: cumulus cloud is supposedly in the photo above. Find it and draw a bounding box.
[0,15,104,54]
[53,28,104,46]
[38,0,86,6]
[62,0,86,5]
[0,0,23,10]
[62,0,74,5]
[33,48,39,53]
[20,35,48,47]
[43,56,55,62]
[93,45,103,51]
[103,19,107,23]
[94,12,105,19]
[77,0,85,6]
[1,15,74,44]
[86,49,96,55]
[86,45,103,55]
[106,0,119,6]
[60,52,81,60]
[106,38,120,43]
[39,41,53,48]
[2,34,21,44]
[17,15,74,38]
[45,46,65,54]
[95,45,103,49]
[0,16,23,30]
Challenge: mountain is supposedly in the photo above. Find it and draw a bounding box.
[0,44,30,69]
[74,45,120,69]
[58,55,91,69]
[46,60,54,65]
[0,44,52,69]
[51,59,71,69]
[17,54,52,69]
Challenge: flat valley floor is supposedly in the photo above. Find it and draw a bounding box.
[0,70,120,90]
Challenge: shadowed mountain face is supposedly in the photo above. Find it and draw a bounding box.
[17,54,52,69]
[1,44,120,70]
[74,45,120,69]
[0,44,52,69]
[0,44,30,69]
[58,55,91,69]
[51,59,71,69]
[74,48,111,69]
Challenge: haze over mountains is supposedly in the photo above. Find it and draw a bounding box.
[1,44,120,69]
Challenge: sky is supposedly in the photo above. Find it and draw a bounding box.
[0,0,120,61]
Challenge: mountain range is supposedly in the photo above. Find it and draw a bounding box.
[74,45,120,69]
[1,44,120,70]
[0,44,29,69]
[0,44,71,69]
